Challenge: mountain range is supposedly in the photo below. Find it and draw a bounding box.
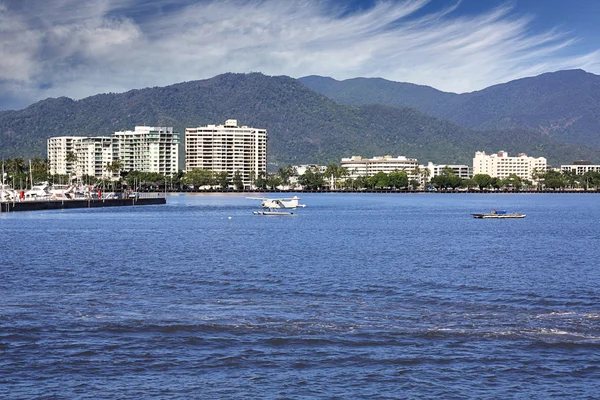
[300,69,600,149]
[1,70,600,168]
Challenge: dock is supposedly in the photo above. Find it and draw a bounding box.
[0,194,166,213]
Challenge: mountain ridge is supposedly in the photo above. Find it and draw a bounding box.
[299,69,600,148]
[1,72,599,167]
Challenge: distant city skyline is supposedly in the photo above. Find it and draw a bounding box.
[1,0,600,110]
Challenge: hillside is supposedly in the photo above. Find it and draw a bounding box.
[1,72,599,167]
[300,70,600,148]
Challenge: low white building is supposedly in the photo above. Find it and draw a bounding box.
[560,163,600,175]
[340,155,419,180]
[473,151,546,182]
[423,162,472,181]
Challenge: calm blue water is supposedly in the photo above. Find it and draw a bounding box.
[1,193,599,399]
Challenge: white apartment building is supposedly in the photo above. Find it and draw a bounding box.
[423,162,472,181]
[560,163,600,175]
[47,136,79,175]
[473,151,547,182]
[73,137,118,180]
[113,126,179,177]
[185,120,267,188]
[340,155,419,180]
[48,126,179,180]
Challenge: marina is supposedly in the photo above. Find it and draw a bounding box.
[0,182,166,212]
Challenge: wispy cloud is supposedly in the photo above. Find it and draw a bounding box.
[1,0,599,109]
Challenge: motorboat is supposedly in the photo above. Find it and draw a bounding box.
[472,210,526,219]
[49,184,75,200]
[1,184,17,202]
[24,182,51,201]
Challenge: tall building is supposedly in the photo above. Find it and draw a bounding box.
[73,137,118,180]
[185,120,267,188]
[47,126,179,180]
[473,151,546,182]
[113,126,180,177]
[340,155,419,179]
[47,136,79,176]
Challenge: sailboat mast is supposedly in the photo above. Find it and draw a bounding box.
[29,159,33,189]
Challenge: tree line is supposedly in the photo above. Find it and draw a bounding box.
[4,158,600,191]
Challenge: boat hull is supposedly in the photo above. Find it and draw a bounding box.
[472,213,526,219]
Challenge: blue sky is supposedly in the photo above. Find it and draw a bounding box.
[1,0,600,110]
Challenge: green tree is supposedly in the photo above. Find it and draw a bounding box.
[255,171,268,190]
[503,173,523,190]
[542,170,566,189]
[215,171,229,189]
[183,168,213,188]
[388,170,408,189]
[473,174,493,190]
[266,174,282,190]
[298,167,325,190]
[233,170,244,191]
[370,171,389,189]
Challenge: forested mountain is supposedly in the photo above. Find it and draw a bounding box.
[300,70,600,148]
[1,72,599,167]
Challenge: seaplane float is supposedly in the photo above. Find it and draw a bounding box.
[247,196,306,215]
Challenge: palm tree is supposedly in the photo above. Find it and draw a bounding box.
[65,151,78,180]
[7,158,25,175]
[411,166,422,190]
[421,168,431,190]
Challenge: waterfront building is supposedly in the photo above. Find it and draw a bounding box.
[113,126,180,177]
[48,126,179,180]
[423,162,472,181]
[294,165,327,176]
[185,120,267,189]
[340,155,419,180]
[560,161,600,175]
[72,137,118,180]
[47,136,80,176]
[473,151,546,182]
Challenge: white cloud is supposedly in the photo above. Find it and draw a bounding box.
[1,0,600,109]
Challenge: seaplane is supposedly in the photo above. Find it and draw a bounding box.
[247,195,306,215]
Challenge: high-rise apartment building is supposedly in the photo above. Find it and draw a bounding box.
[47,126,179,180]
[73,137,118,180]
[47,136,79,176]
[113,126,180,177]
[473,151,547,182]
[185,120,267,188]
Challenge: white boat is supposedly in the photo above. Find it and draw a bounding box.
[48,184,75,200]
[472,210,526,219]
[24,182,51,201]
[0,184,17,202]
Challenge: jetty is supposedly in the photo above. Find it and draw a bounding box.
[0,193,166,213]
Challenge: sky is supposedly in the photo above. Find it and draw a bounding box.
[1,0,600,110]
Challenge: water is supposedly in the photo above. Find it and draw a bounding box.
[1,193,599,399]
